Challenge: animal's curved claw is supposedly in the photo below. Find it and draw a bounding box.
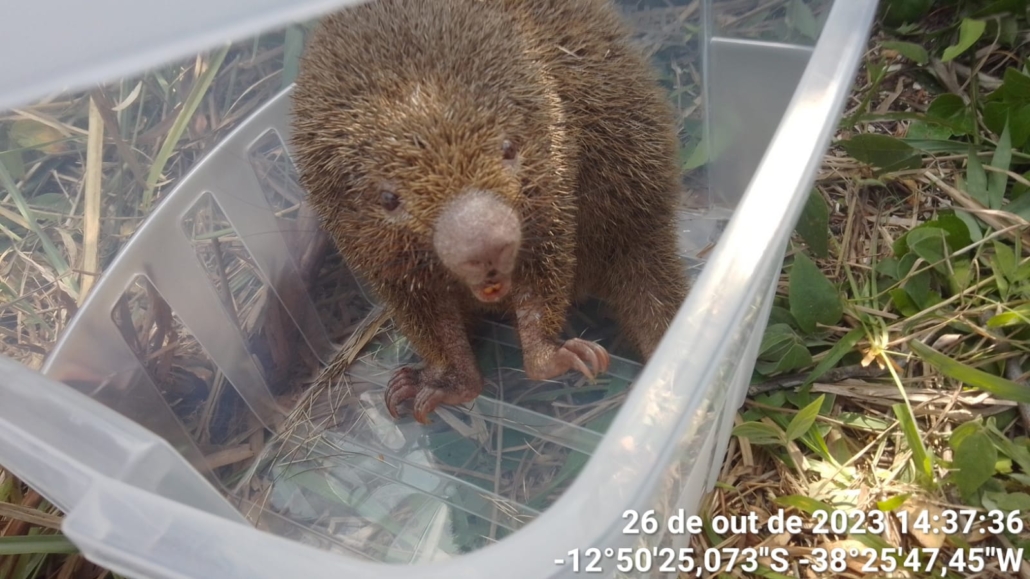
[560,338,610,379]
[524,338,610,381]
[413,386,448,425]
[385,367,419,419]
[383,366,484,424]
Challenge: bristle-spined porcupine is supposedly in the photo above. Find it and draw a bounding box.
[290,0,690,424]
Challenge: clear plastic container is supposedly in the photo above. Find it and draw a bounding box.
[0,0,878,577]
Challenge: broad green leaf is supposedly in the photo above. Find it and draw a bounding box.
[796,189,829,257]
[1005,188,1030,220]
[760,323,799,354]
[839,412,891,431]
[902,138,990,154]
[998,67,1030,105]
[876,493,911,512]
[682,137,708,171]
[897,250,918,273]
[786,0,818,40]
[757,390,788,408]
[889,287,921,317]
[732,422,787,446]
[755,337,813,375]
[967,147,990,206]
[1012,259,1030,284]
[997,16,1020,46]
[902,225,970,294]
[986,307,1030,328]
[767,306,798,329]
[903,269,933,309]
[926,93,975,135]
[996,457,1013,474]
[789,253,843,334]
[801,327,865,389]
[984,491,1030,512]
[942,19,986,62]
[950,256,973,294]
[983,101,1009,134]
[893,213,972,257]
[7,119,70,154]
[786,394,825,441]
[953,209,983,243]
[840,134,922,173]
[986,422,1030,473]
[949,419,983,450]
[875,257,901,280]
[881,0,932,26]
[988,122,1013,209]
[882,40,928,65]
[982,102,1030,148]
[950,426,997,497]
[906,227,950,272]
[784,389,830,414]
[992,240,1016,279]
[892,402,934,484]
[907,120,956,140]
[910,340,1030,404]
[971,0,1028,18]
[1010,169,1030,201]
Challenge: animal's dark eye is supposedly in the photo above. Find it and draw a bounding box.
[501,139,517,161]
[380,190,400,211]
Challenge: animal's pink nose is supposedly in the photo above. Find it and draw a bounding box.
[465,239,517,275]
[433,189,521,282]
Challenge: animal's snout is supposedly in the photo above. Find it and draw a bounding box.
[433,190,521,298]
[463,238,518,277]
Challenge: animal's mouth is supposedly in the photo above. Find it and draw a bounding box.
[472,276,511,303]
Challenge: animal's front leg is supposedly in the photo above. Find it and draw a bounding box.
[514,288,610,383]
[381,292,483,424]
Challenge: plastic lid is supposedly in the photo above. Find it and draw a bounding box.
[0,0,362,112]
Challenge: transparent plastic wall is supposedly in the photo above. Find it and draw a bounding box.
[609,1,867,573]
[704,0,832,211]
[0,0,878,577]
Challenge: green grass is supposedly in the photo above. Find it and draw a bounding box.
[723,1,1030,575]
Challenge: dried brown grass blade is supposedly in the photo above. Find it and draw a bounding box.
[924,172,1030,247]
[79,96,104,303]
[314,305,390,387]
[0,501,62,532]
[88,88,148,189]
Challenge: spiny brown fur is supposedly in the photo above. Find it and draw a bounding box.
[291,0,690,423]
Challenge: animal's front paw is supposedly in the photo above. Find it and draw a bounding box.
[385,366,483,424]
[523,338,610,381]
